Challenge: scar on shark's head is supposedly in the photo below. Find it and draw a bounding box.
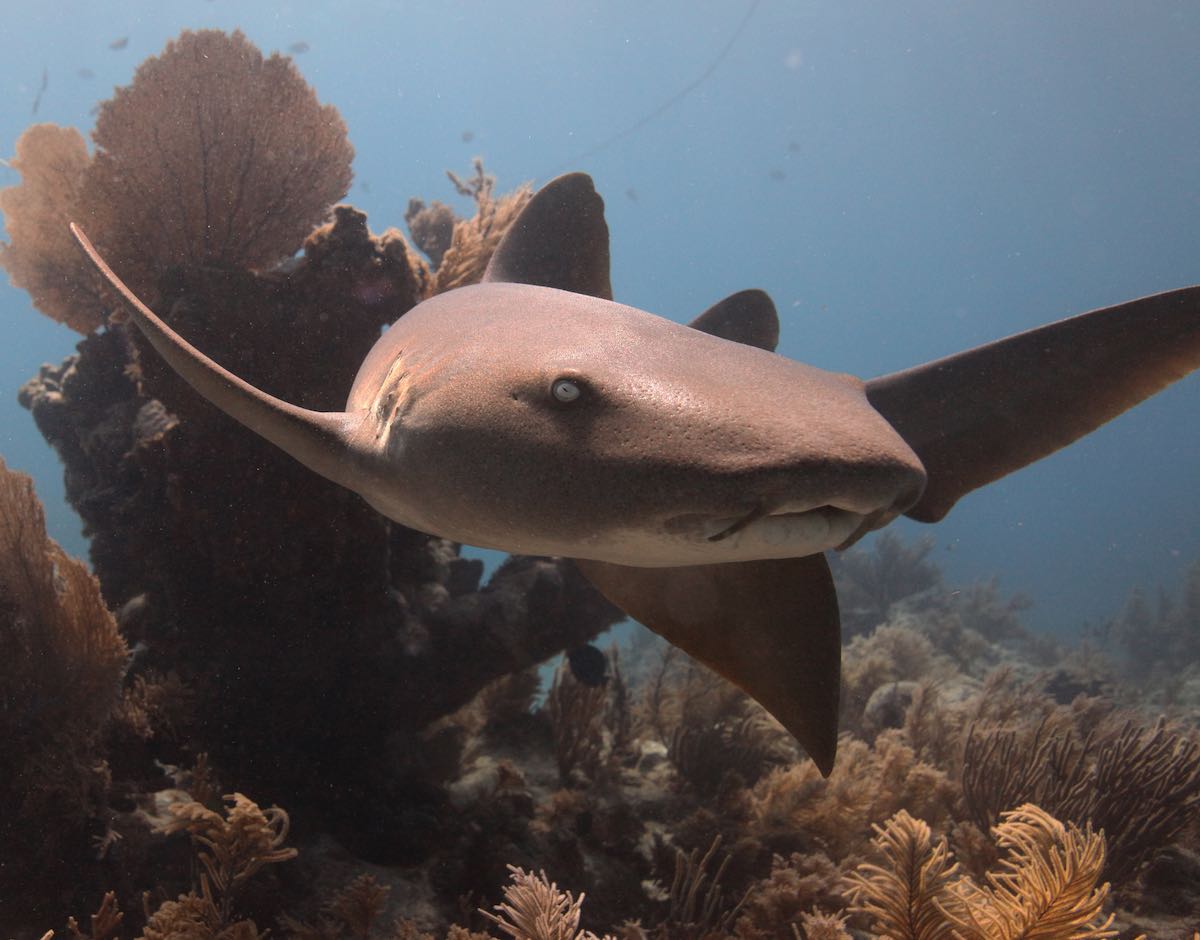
[70,172,1200,775]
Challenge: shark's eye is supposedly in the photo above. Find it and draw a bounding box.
[551,378,582,403]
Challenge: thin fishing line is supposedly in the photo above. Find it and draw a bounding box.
[549,0,762,174]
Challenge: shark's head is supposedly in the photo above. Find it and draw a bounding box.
[343,281,925,565]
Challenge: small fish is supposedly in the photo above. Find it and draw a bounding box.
[567,644,609,687]
[109,37,129,51]
[287,41,310,54]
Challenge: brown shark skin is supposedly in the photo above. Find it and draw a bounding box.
[688,288,781,352]
[69,171,1199,777]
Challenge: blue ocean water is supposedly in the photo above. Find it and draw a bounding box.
[1,0,1197,635]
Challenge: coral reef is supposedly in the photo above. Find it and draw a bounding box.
[2,27,1198,940]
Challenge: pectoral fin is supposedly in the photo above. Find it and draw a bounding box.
[867,286,1200,522]
[69,224,366,492]
[573,554,841,775]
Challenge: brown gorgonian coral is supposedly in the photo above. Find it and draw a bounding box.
[2,30,354,331]
[0,457,129,909]
[79,29,353,303]
[0,124,104,332]
[82,29,353,290]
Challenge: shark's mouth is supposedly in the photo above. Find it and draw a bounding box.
[703,504,887,552]
[648,504,870,563]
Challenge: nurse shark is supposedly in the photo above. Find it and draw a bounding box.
[70,173,1200,774]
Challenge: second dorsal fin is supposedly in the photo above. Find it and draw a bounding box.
[689,288,780,351]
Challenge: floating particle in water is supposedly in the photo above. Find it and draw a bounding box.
[461,129,475,143]
[784,48,804,69]
[625,187,638,202]
[109,36,128,51]
[31,67,48,115]
[288,41,310,54]
[77,68,95,79]
[768,168,786,181]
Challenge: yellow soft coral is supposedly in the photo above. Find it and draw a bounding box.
[943,805,1113,940]
[847,804,1116,940]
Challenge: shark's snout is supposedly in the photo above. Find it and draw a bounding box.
[649,422,927,565]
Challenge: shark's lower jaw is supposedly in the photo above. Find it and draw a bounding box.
[589,506,868,567]
[697,506,863,555]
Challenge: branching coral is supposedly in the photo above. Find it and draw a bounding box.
[733,852,848,939]
[66,891,124,940]
[1106,563,1200,680]
[748,731,959,862]
[789,911,851,940]
[0,124,103,331]
[830,532,940,638]
[481,865,612,940]
[546,660,612,786]
[429,159,533,294]
[840,622,960,742]
[651,658,795,799]
[950,805,1113,939]
[845,810,959,940]
[281,873,393,940]
[662,836,749,939]
[143,792,297,938]
[847,804,1116,939]
[406,198,458,268]
[962,711,1200,883]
